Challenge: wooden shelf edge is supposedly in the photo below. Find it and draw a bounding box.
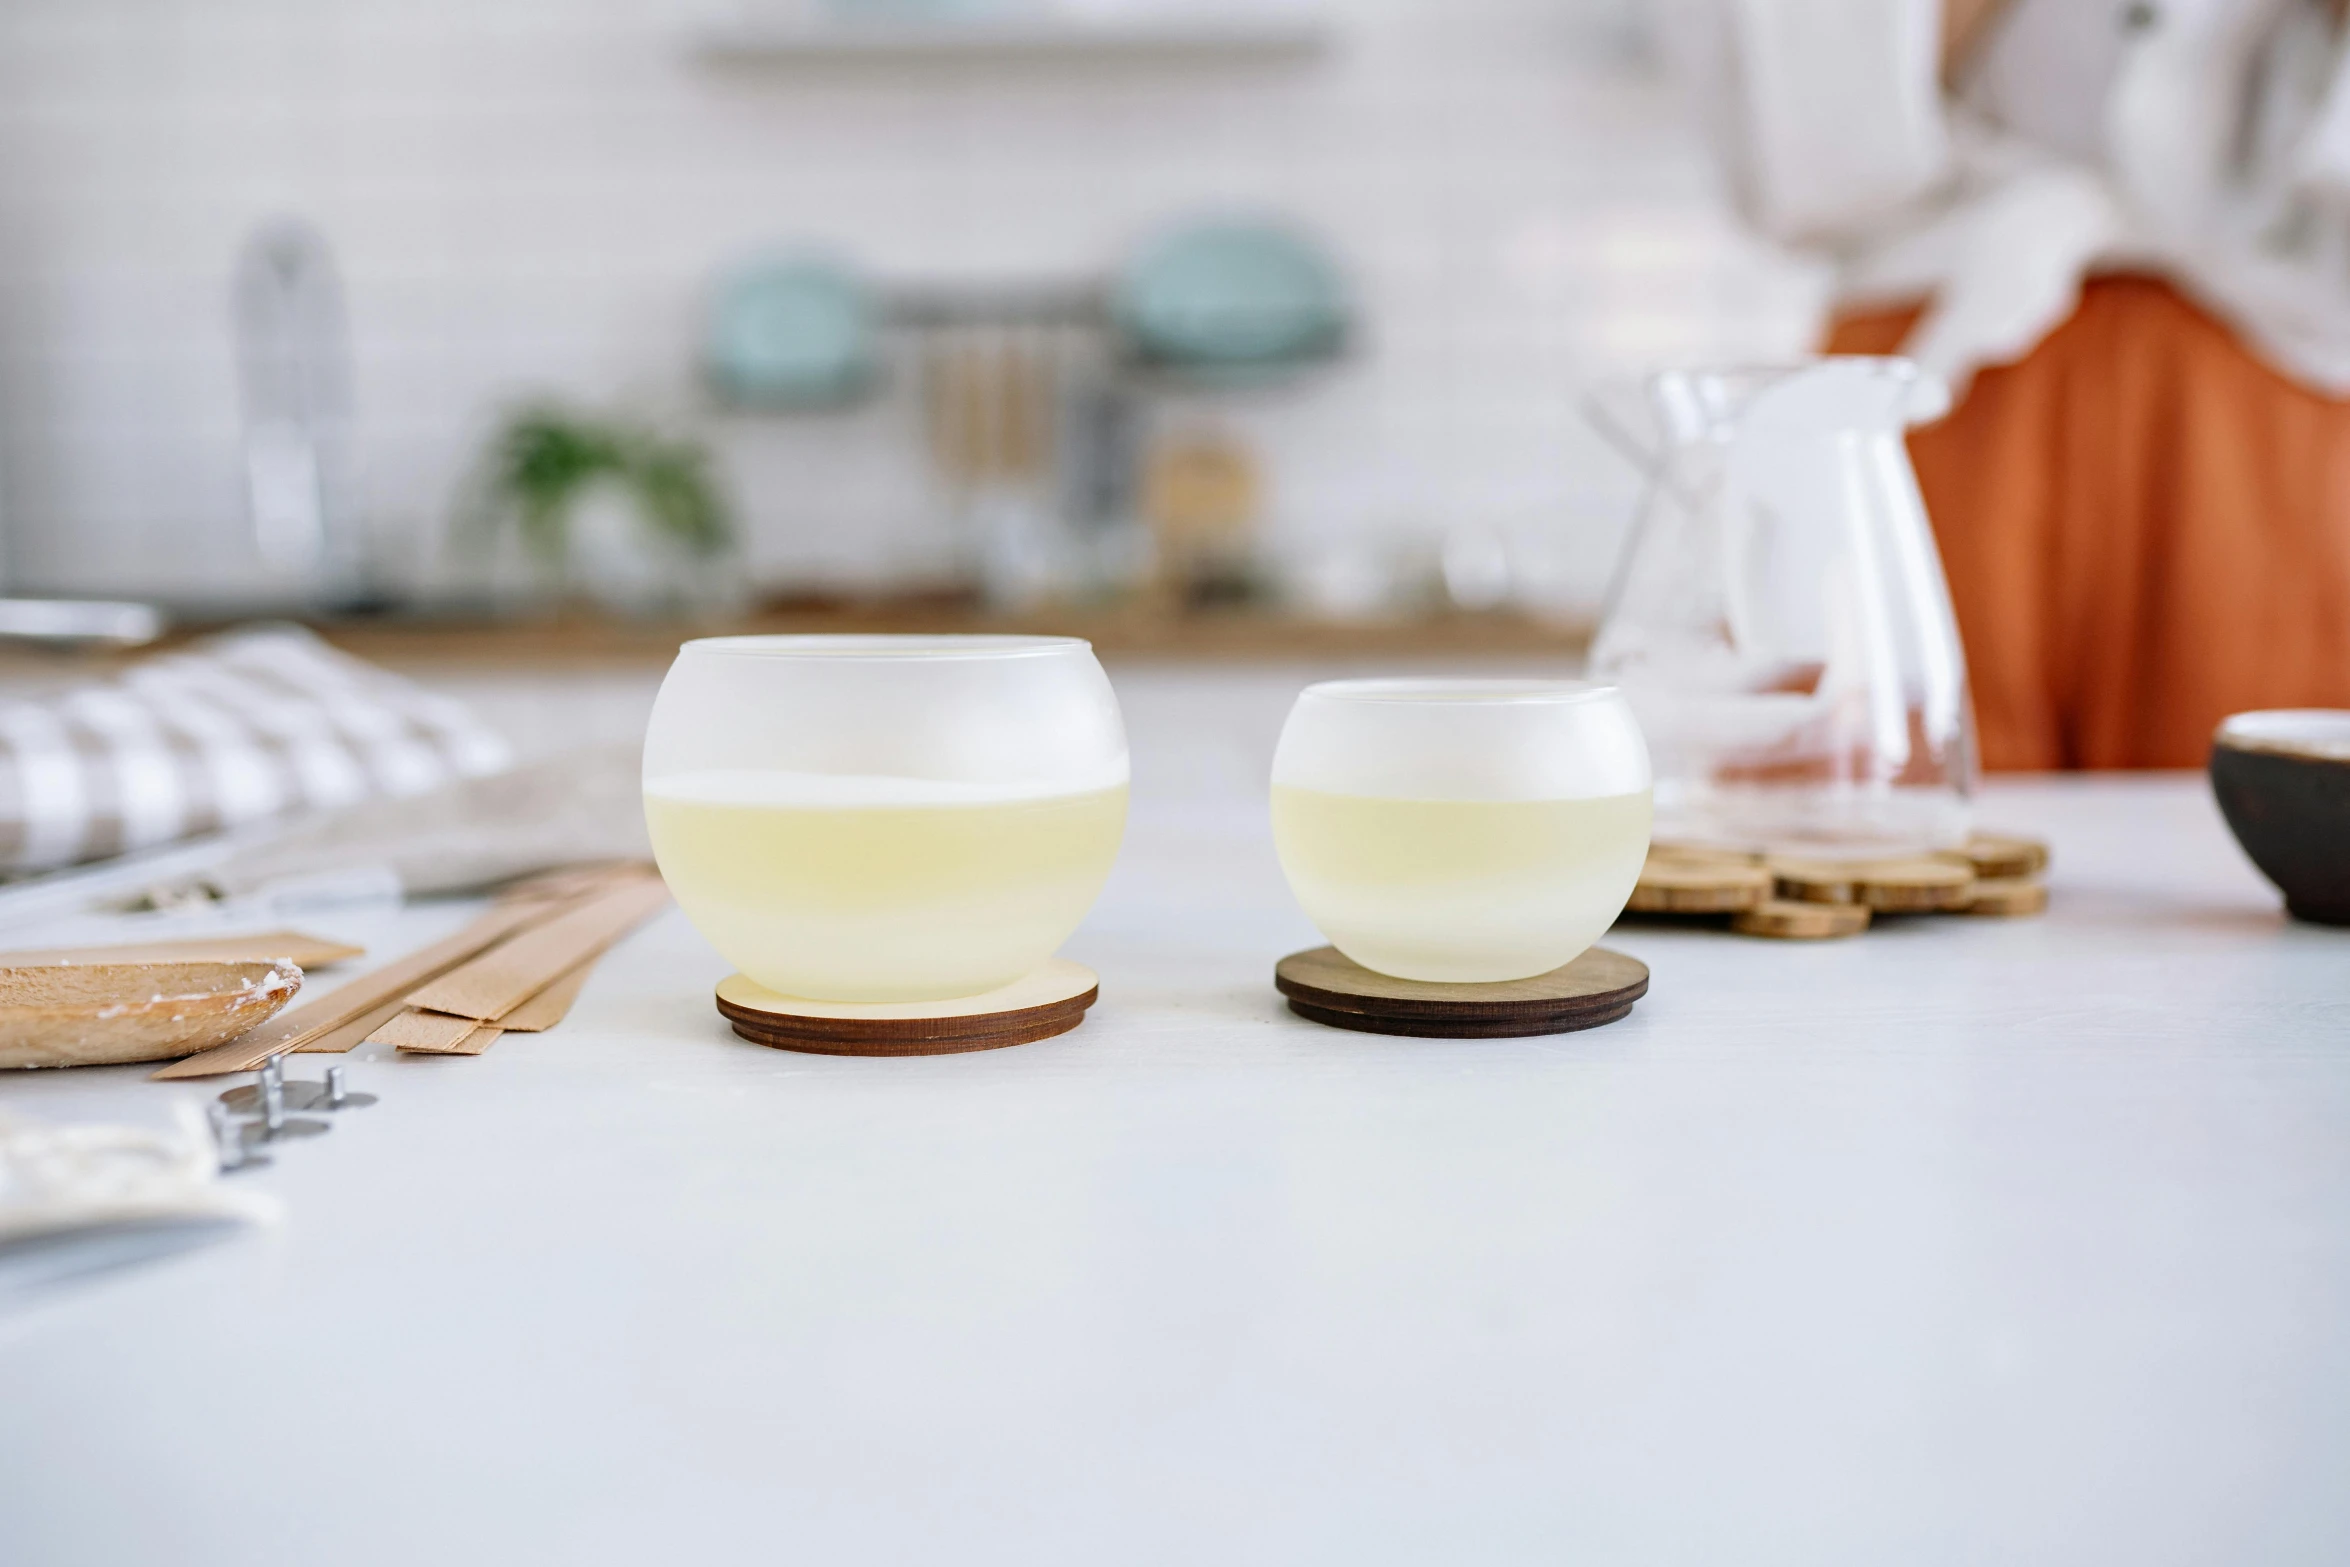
[692,18,1332,65]
[299,609,1592,671]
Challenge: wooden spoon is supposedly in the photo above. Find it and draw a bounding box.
[0,962,302,1070]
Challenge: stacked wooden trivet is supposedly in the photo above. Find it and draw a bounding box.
[1628,833,2050,940]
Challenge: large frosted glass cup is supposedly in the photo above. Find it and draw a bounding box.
[643,635,1128,1002]
[1271,680,1653,984]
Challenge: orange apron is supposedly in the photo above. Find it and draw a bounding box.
[1828,274,2350,770]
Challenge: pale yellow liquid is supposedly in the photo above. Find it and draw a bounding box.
[645,772,1127,1002]
[1271,785,1652,982]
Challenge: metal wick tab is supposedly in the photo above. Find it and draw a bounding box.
[247,1056,332,1143]
[219,1056,339,1114]
[208,1100,269,1173]
[208,1101,238,1169]
[212,1057,338,1146]
[320,1063,376,1111]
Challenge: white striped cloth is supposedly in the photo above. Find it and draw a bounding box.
[0,625,512,876]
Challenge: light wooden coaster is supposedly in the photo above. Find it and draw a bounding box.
[1766,856,1974,911]
[1731,898,1871,940]
[715,960,1099,1057]
[1274,946,1648,1039]
[1627,854,1773,914]
[1948,833,2050,881]
[1961,877,2050,917]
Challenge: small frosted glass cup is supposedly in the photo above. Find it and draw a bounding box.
[1271,680,1653,983]
[643,635,1128,1002]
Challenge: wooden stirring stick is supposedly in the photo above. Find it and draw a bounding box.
[297,996,409,1056]
[151,901,551,1080]
[376,955,589,1057]
[381,878,668,1057]
[366,1010,483,1053]
[497,960,594,1033]
[368,958,591,1055]
[0,931,364,968]
[403,877,669,1023]
[390,1022,502,1057]
[496,860,659,906]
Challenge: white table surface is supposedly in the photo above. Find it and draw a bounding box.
[2,667,2347,1566]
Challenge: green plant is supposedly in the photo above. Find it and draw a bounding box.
[462,404,732,571]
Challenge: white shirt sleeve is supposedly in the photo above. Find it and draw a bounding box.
[1654,0,1954,246]
[2294,45,2350,203]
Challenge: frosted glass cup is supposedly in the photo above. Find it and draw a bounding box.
[1271,680,1653,984]
[643,636,1128,1002]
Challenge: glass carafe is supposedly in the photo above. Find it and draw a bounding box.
[1584,358,1976,858]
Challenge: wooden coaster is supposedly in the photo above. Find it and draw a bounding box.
[1759,858,1852,904]
[1274,946,1648,1039]
[1769,855,1974,911]
[1646,842,1764,865]
[1951,832,2050,881]
[1850,858,1977,911]
[1628,855,1773,914]
[1961,876,2050,917]
[1731,898,1871,939]
[715,960,1098,1057]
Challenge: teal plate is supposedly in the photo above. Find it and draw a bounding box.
[1114,220,1348,383]
[706,255,880,411]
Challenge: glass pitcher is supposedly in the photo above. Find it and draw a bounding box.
[1584,358,1976,858]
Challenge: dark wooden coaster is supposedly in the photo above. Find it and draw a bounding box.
[1274,945,1648,1039]
[715,960,1098,1057]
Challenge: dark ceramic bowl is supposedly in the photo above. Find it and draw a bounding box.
[2210,710,2350,924]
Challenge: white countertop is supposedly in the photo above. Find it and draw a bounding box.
[2,668,2346,1565]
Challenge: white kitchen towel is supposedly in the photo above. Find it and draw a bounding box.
[138,740,652,906]
[0,1105,276,1304]
[0,625,511,876]
[0,1104,275,1250]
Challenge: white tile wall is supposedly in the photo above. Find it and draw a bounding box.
[0,0,1826,613]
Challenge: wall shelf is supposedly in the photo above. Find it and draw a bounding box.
[693,16,1332,66]
[139,603,1590,674]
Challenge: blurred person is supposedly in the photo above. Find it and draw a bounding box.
[1656,0,2350,768]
